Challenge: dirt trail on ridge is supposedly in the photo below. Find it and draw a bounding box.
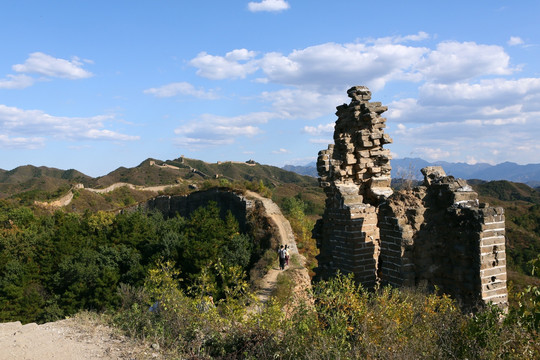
[245,191,310,304]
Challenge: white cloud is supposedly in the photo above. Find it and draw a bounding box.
[189,41,429,89]
[390,114,540,166]
[272,148,289,154]
[188,37,518,93]
[416,41,515,83]
[248,0,290,12]
[0,104,138,148]
[413,147,451,161]
[174,137,234,147]
[84,129,139,141]
[143,82,219,99]
[260,89,343,119]
[508,36,524,46]
[368,31,430,45]
[385,74,540,165]
[0,134,45,149]
[418,78,540,107]
[173,112,274,148]
[225,49,257,61]
[184,34,537,165]
[303,123,334,136]
[396,32,430,43]
[0,74,35,89]
[258,42,428,90]
[388,78,540,124]
[13,52,93,79]
[189,49,258,80]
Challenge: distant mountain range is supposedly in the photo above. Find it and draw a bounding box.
[283,158,540,187]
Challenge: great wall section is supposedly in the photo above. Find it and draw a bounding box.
[31,86,508,310]
[313,86,508,309]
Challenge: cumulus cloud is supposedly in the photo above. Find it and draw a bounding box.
[0,104,138,149]
[258,42,428,90]
[417,78,540,106]
[173,112,274,148]
[189,49,258,80]
[303,123,334,136]
[189,37,519,92]
[13,52,93,79]
[508,36,524,46]
[416,41,515,83]
[143,82,219,99]
[0,74,35,89]
[189,42,430,89]
[368,31,430,45]
[413,147,451,161]
[248,0,290,12]
[390,109,540,165]
[388,78,540,124]
[0,134,45,149]
[260,89,344,119]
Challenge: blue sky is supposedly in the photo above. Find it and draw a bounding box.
[1,0,539,177]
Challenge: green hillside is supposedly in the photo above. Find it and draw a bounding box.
[0,157,321,213]
[0,165,94,201]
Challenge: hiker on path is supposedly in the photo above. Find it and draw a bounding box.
[284,245,290,266]
[278,245,286,270]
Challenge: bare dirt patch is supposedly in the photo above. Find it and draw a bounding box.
[0,313,164,360]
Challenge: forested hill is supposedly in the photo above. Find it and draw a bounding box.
[0,157,319,203]
[0,165,94,199]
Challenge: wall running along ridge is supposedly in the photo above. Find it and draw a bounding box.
[313,86,508,309]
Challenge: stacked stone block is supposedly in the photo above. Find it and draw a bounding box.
[315,86,392,285]
[317,86,393,205]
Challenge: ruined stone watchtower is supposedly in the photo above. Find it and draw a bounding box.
[314,86,508,309]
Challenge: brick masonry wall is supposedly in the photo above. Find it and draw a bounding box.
[479,207,507,306]
[144,188,253,233]
[315,86,508,310]
[376,176,508,309]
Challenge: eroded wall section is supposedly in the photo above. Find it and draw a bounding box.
[314,86,392,287]
[314,87,507,309]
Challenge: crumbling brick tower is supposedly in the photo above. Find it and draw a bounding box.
[314,86,508,309]
[314,86,393,287]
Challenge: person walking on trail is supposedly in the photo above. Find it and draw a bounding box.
[284,245,290,266]
[278,245,286,270]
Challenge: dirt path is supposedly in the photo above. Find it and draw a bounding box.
[0,315,163,360]
[245,191,309,304]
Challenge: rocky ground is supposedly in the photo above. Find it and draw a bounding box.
[0,313,164,360]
